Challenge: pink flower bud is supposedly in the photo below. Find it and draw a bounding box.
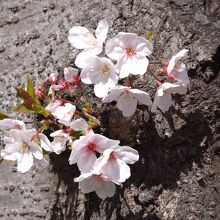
[49,73,58,84]
[160,68,168,75]
[161,60,169,66]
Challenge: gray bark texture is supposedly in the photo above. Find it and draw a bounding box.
[0,0,220,219]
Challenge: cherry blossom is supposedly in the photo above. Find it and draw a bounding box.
[167,49,189,86]
[74,171,116,199]
[69,133,120,172]
[0,118,26,130]
[80,56,118,98]
[64,67,81,88]
[0,128,43,173]
[102,85,152,117]
[93,146,139,184]
[68,19,108,68]
[151,82,187,113]
[105,32,153,78]
[39,130,70,154]
[51,103,76,126]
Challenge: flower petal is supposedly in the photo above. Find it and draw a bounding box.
[17,152,33,173]
[95,19,108,43]
[39,133,51,152]
[68,26,94,49]
[117,96,137,117]
[95,179,115,199]
[30,142,43,160]
[70,118,88,131]
[129,89,152,106]
[116,146,139,164]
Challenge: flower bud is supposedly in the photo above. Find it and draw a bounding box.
[49,73,58,84]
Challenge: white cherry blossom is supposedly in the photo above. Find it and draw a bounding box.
[102,85,152,117]
[93,146,139,184]
[80,56,118,98]
[69,133,120,172]
[167,49,189,86]
[0,118,26,130]
[151,82,187,113]
[105,32,153,78]
[1,128,43,173]
[39,130,70,154]
[74,171,116,199]
[68,19,109,68]
[51,103,76,126]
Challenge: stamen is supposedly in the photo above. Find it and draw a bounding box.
[87,142,96,152]
[126,48,134,56]
[100,65,109,76]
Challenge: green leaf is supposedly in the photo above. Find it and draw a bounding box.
[146,31,154,41]
[26,76,41,105]
[0,112,10,120]
[71,131,83,138]
[15,87,50,117]
[13,104,36,114]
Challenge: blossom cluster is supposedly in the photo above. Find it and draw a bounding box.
[68,20,189,115]
[0,19,190,199]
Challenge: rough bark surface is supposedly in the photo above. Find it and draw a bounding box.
[0,0,220,219]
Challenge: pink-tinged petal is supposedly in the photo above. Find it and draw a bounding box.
[0,119,26,130]
[95,180,116,199]
[102,86,125,103]
[70,118,88,131]
[95,134,120,153]
[93,149,110,174]
[1,142,21,161]
[77,151,97,172]
[95,19,108,43]
[64,67,78,83]
[68,26,94,49]
[30,142,43,160]
[167,49,189,74]
[151,94,160,113]
[174,49,189,59]
[75,47,102,68]
[45,100,62,112]
[79,177,97,194]
[39,133,51,151]
[116,146,139,164]
[157,93,172,113]
[94,82,111,98]
[17,152,33,173]
[105,38,124,60]
[129,89,152,106]
[102,158,130,183]
[171,84,187,95]
[117,96,137,117]
[132,36,153,56]
[171,69,189,86]
[80,57,101,84]
[51,141,66,154]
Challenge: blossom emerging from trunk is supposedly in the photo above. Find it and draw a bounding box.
[93,146,139,184]
[51,103,76,126]
[68,19,109,68]
[105,32,153,78]
[151,82,187,113]
[1,129,43,173]
[102,85,152,117]
[167,49,189,86]
[69,133,120,172]
[80,56,118,98]
[74,172,116,199]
